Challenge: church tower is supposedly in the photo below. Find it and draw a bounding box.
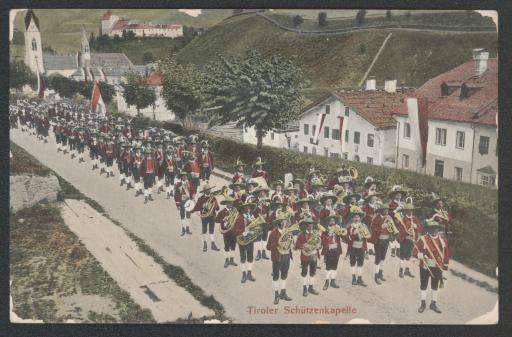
[80,28,91,67]
[24,10,44,74]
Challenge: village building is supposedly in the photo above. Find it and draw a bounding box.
[242,122,300,149]
[393,49,498,187]
[100,10,183,38]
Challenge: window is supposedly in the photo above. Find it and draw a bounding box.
[331,153,340,158]
[435,128,447,146]
[303,124,309,135]
[367,134,374,147]
[332,129,340,140]
[454,167,463,181]
[343,152,348,160]
[354,131,360,144]
[404,122,411,139]
[270,132,275,140]
[324,126,330,138]
[325,105,330,114]
[479,174,496,187]
[312,147,317,155]
[367,157,373,164]
[312,125,317,137]
[479,136,490,154]
[324,147,329,157]
[344,106,350,117]
[345,130,349,143]
[402,154,409,169]
[31,38,37,51]
[354,155,360,162]
[434,160,444,178]
[456,131,465,149]
[303,146,308,153]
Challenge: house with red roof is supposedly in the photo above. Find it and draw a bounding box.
[100,10,183,38]
[393,49,498,187]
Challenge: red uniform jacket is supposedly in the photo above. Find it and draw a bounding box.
[426,208,454,233]
[132,154,142,171]
[397,215,423,243]
[163,158,176,174]
[232,172,246,184]
[191,194,220,217]
[412,235,449,270]
[253,203,269,220]
[184,160,201,178]
[347,224,368,252]
[294,231,320,262]
[216,208,233,233]
[362,204,376,226]
[267,229,292,262]
[176,146,184,161]
[321,231,342,256]
[174,180,194,204]
[154,150,164,177]
[369,214,391,244]
[141,158,156,176]
[233,213,251,237]
[294,207,319,223]
[319,207,337,221]
[252,170,270,184]
[200,152,214,170]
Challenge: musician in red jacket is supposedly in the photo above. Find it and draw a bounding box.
[321,215,343,290]
[412,220,449,314]
[294,198,319,223]
[140,148,157,203]
[232,158,246,184]
[163,150,177,199]
[347,206,368,287]
[362,191,382,256]
[267,215,293,304]
[294,217,320,297]
[132,147,143,196]
[199,144,214,181]
[233,201,258,283]
[119,144,132,189]
[426,194,454,238]
[370,204,393,285]
[216,197,238,268]
[191,183,220,252]
[388,185,407,257]
[318,192,339,223]
[174,172,194,236]
[184,152,201,193]
[397,202,423,278]
[253,186,270,261]
[154,142,165,194]
[252,157,270,184]
[103,139,116,178]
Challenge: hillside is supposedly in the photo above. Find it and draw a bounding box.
[176,13,497,103]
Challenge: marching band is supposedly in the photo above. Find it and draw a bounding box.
[10,97,453,314]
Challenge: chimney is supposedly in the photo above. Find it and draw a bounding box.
[472,48,489,76]
[384,79,397,93]
[365,77,376,91]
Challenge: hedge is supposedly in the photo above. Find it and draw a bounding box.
[130,116,498,278]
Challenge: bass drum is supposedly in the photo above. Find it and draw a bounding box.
[184,199,196,212]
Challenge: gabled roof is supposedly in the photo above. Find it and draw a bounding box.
[90,53,133,68]
[43,54,77,70]
[146,69,163,86]
[24,10,40,30]
[477,165,496,175]
[394,58,498,126]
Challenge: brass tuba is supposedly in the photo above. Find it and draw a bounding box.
[357,222,371,239]
[277,222,300,255]
[236,215,266,246]
[383,215,400,235]
[302,229,323,256]
[200,195,217,218]
[349,167,358,180]
[220,208,239,234]
[331,224,348,237]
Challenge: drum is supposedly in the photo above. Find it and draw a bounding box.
[184,199,196,212]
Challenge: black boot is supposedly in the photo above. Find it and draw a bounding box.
[180,227,186,236]
[255,251,261,261]
[374,273,381,284]
[430,301,442,313]
[241,271,247,284]
[261,250,269,260]
[120,180,124,186]
[391,248,396,257]
[224,258,229,268]
[418,300,426,313]
[439,278,444,288]
[330,279,339,288]
[203,241,208,252]
[229,257,238,266]
[126,183,131,191]
[274,291,280,305]
[280,289,292,301]
[357,276,367,287]
[247,271,256,282]
[166,192,170,199]
[378,270,386,281]
[149,194,154,201]
[404,267,414,278]
[211,242,220,251]
[396,248,400,257]
[323,280,329,290]
[352,275,357,286]
[186,227,192,235]
[144,196,148,204]
[303,285,308,297]
[369,249,375,255]
[308,285,318,295]
[399,268,404,278]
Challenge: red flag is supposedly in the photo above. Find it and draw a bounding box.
[37,72,45,99]
[91,80,105,114]
[339,117,344,146]
[417,97,429,167]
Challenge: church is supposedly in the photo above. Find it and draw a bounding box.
[24,9,135,84]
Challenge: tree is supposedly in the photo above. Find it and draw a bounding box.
[356,9,367,26]
[121,71,157,116]
[160,56,208,127]
[293,15,304,28]
[318,12,327,27]
[9,61,37,90]
[205,50,305,149]
[386,10,392,20]
[142,51,155,64]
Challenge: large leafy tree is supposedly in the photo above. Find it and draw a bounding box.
[9,61,37,90]
[205,50,305,149]
[121,71,157,116]
[160,56,207,127]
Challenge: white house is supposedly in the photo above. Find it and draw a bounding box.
[100,10,183,38]
[242,121,299,149]
[295,81,411,166]
[393,49,498,187]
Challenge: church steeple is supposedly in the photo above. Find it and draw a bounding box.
[80,28,91,67]
[24,10,44,74]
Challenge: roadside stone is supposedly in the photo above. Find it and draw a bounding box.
[10,174,61,212]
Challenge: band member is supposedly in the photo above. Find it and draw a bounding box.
[305,168,320,194]
[253,186,270,261]
[362,191,382,256]
[175,137,185,170]
[191,183,220,252]
[245,178,258,198]
[292,178,309,199]
[252,157,270,184]
[347,206,368,287]
[319,192,339,222]
[284,183,299,211]
[427,193,454,237]
[104,138,116,177]
[132,147,144,196]
[216,197,238,268]
[233,201,258,283]
[232,158,246,184]
[229,182,245,202]
[294,217,320,297]
[342,192,362,221]
[294,198,318,223]
[140,148,156,203]
[412,220,449,314]
[362,176,381,199]
[321,215,343,290]
[76,127,85,162]
[174,172,194,236]
[369,203,393,284]
[200,142,214,181]
[388,185,407,257]
[328,167,353,193]
[184,152,201,193]
[267,215,293,304]
[271,180,285,202]
[119,143,132,188]
[163,149,176,199]
[397,201,423,278]
[154,142,165,194]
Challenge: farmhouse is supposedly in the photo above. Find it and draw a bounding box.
[393,49,498,187]
[100,10,183,38]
